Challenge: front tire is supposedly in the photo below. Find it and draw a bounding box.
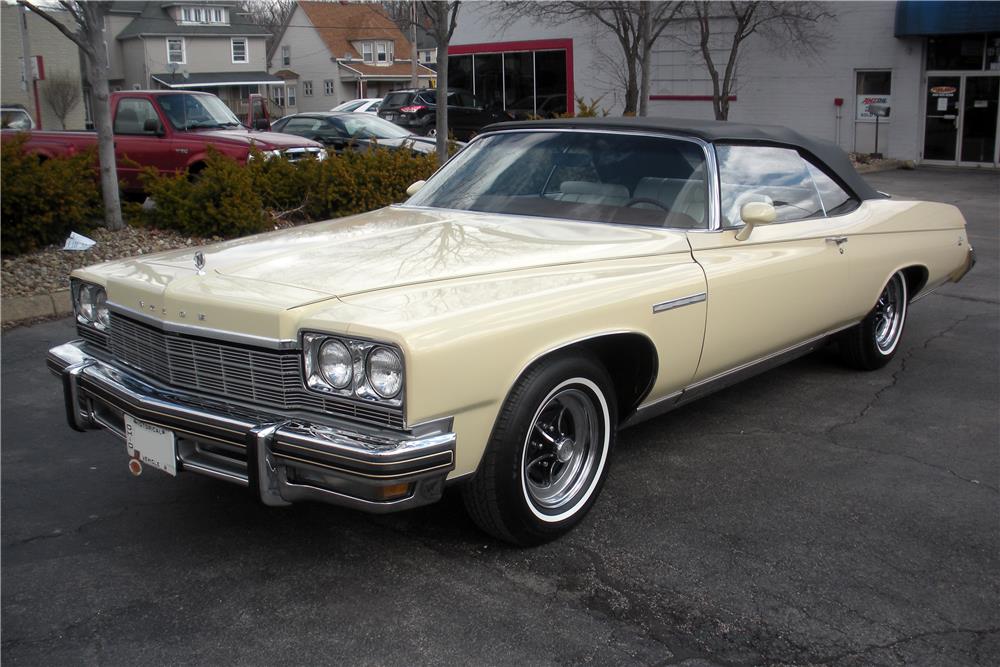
[839,271,908,370]
[462,354,617,546]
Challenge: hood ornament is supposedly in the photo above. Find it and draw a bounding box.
[194,251,206,275]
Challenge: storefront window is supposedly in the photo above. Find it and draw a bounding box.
[474,53,503,108]
[926,33,1000,71]
[450,55,473,92]
[856,70,891,121]
[535,51,567,115]
[449,46,568,118]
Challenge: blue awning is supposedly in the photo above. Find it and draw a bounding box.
[895,1,1000,37]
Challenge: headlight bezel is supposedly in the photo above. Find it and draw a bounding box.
[72,279,111,332]
[302,332,405,407]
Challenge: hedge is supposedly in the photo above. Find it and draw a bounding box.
[138,146,439,239]
[0,141,440,256]
[1,134,102,256]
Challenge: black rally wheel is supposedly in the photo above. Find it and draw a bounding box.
[462,354,616,546]
[839,271,909,370]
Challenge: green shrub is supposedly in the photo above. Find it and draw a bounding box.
[136,146,438,238]
[1,134,101,256]
[139,147,269,238]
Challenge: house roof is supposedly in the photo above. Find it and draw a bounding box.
[117,2,270,39]
[337,61,435,79]
[151,71,282,88]
[297,1,414,61]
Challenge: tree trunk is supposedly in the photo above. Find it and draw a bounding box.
[623,58,639,115]
[638,3,652,117]
[85,26,123,230]
[433,4,449,164]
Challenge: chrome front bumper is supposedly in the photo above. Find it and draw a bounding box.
[47,341,455,513]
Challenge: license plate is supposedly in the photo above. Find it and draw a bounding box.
[125,414,176,476]
[385,112,395,120]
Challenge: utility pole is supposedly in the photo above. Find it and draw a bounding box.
[410,0,419,88]
[18,3,42,128]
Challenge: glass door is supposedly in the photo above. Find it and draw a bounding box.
[960,76,999,164]
[924,76,961,161]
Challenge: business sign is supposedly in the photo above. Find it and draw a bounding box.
[857,94,890,120]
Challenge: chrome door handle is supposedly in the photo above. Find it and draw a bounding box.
[826,236,847,253]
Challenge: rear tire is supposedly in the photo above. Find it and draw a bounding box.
[838,271,908,370]
[462,354,616,546]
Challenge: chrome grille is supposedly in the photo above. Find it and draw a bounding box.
[107,313,404,429]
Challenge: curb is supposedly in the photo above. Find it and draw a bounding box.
[854,160,907,174]
[2,289,72,326]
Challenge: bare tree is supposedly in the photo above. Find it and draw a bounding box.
[242,0,295,54]
[42,70,81,129]
[19,1,122,230]
[494,2,682,116]
[418,0,459,164]
[691,1,833,120]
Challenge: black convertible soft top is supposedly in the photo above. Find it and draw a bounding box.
[483,116,882,202]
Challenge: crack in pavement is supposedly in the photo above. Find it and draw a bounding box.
[822,315,999,494]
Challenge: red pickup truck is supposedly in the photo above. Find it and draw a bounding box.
[2,90,325,191]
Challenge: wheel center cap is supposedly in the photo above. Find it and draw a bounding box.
[554,437,575,463]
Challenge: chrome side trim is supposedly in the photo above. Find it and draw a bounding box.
[652,292,706,314]
[678,323,856,404]
[108,303,299,350]
[622,322,858,429]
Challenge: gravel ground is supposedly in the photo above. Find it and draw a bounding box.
[1,226,204,298]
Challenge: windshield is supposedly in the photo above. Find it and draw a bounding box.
[405,130,709,228]
[1,109,32,129]
[342,114,413,139]
[157,93,242,130]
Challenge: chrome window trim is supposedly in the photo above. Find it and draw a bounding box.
[400,127,721,231]
[108,303,298,350]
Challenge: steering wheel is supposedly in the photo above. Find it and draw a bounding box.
[624,197,670,211]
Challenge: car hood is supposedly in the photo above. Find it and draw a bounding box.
[165,207,675,296]
[194,128,324,149]
[77,207,682,337]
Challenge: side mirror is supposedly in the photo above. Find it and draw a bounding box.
[143,118,164,135]
[406,180,426,197]
[734,201,776,241]
[253,118,270,130]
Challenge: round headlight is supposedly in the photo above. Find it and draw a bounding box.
[94,288,110,328]
[366,347,403,399]
[79,284,97,321]
[318,339,353,389]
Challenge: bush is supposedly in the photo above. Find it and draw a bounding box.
[139,147,269,238]
[1,134,101,256]
[136,146,438,238]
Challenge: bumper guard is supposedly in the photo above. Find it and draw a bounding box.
[48,341,456,513]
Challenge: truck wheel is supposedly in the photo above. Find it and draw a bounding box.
[838,271,908,370]
[462,354,616,546]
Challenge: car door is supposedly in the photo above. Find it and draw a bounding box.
[112,97,174,189]
[687,144,860,385]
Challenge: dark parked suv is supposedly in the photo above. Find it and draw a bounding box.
[378,88,511,140]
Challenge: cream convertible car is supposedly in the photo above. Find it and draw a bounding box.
[49,118,974,545]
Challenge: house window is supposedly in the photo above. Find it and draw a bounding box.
[167,37,185,64]
[288,85,296,107]
[281,45,290,67]
[180,6,227,24]
[232,38,248,63]
[272,86,284,107]
[376,42,388,63]
[362,42,373,63]
[324,79,335,95]
[303,80,313,96]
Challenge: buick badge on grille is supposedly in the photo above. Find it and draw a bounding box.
[194,251,206,275]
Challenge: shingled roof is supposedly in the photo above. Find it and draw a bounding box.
[297,1,412,61]
[117,2,270,39]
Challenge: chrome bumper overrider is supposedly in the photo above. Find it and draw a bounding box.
[47,341,455,513]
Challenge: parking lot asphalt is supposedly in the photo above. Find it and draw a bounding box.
[2,167,998,666]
